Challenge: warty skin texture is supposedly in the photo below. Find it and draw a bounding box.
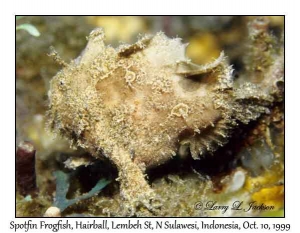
[48,28,283,214]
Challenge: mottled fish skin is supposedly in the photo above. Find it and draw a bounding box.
[47,27,283,213]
